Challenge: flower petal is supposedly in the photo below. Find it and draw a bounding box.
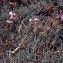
[29,19,33,22]
[9,11,12,15]
[6,20,13,24]
[61,15,63,19]
[33,18,39,22]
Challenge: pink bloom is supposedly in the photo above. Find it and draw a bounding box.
[56,14,61,18]
[9,11,16,16]
[6,20,13,24]
[9,11,16,19]
[10,15,13,19]
[33,18,40,22]
[10,2,14,5]
[9,11,13,15]
[61,15,63,19]
[29,18,40,22]
[56,14,63,20]
[29,19,33,22]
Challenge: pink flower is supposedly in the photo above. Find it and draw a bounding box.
[33,18,40,22]
[9,11,16,19]
[29,19,33,22]
[56,14,63,19]
[56,14,61,18]
[9,11,12,15]
[10,2,14,5]
[6,20,13,24]
[10,15,13,19]
[29,18,40,22]
[9,11,16,16]
[61,15,63,19]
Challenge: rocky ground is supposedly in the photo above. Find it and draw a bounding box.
[0,0,63,63]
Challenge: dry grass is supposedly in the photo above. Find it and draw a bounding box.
[0,0,63,63]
